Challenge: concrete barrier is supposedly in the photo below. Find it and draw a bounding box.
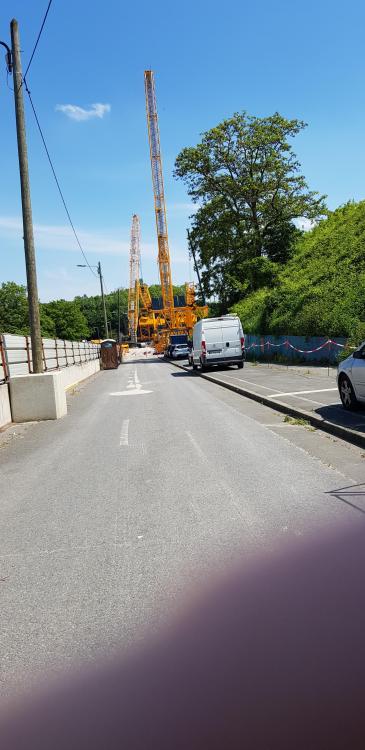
[60,359,100,391]
[7,359,100,424]
[0,383,11,429]
[9,371,67,422]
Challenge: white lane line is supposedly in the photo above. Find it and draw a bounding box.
[134,369,141,390]
[186,430,206,460]
[119,419,129,446]
[268,388,338,398]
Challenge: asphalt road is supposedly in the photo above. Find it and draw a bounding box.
[1,355,364,693]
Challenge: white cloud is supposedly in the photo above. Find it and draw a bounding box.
[55,103,111,121]
[0,216,152,257]
[0,216,186,263]
[167,202,199,216]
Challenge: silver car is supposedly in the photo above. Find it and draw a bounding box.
[171,344,190,360]
[337,342,365,409]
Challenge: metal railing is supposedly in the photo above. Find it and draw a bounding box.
[0,333,99,383]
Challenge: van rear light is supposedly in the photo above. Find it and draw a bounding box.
[201,340,206,353]
[240,336,245,350]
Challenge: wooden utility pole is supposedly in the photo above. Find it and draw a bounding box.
[187,230,206,305]
[11,19,43,373]
[118,288,121,342]
[97,261,108,338]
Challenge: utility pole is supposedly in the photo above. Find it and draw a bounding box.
[97,261,108,338]
[187,230,206,306]
[118,288,121,342]
[11,19,43,373]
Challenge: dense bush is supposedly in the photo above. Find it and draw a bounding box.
[232,201,365,343]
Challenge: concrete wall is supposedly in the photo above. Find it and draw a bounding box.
[0,383,11,429]
[60,359,100,391]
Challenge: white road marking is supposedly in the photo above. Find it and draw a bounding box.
[186,430,206,460]
[119,419,129,446]
[224,376,279,392]
[280,395,327,406]
[268,388,337,398]
[134,370,141,389]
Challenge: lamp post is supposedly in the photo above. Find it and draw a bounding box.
[77,261,108,338]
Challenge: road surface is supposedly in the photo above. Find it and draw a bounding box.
[1,355,364,693]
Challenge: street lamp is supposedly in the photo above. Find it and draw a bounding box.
[77,261,108,338]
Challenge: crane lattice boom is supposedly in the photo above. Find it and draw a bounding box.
[128,214,141,345]
[144,71,174,324]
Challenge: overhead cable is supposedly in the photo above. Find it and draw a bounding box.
[24,0,54,80]
[24,82,97,278]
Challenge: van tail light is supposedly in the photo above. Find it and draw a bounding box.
[240,336,245,351]
[201,340,206,354]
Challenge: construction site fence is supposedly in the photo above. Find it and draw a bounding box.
[244,334,348,364]
[0,333,100,384]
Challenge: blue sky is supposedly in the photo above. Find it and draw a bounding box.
[1,0,365,301]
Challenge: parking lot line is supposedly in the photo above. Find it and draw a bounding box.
[268,388,338,398]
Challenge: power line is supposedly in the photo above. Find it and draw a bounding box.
[24,0,54,80]
[24,82,97,278]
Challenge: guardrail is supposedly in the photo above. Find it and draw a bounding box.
[0,333,99,383]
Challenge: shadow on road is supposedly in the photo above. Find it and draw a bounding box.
[315,404,365,434]
[326,483,365,515]
[170,371,196,377]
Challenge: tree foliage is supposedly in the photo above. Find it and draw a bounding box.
[232,201,365,341]
[0,282,29,335]
[175,112,326,306]
[41,300,89,341]
[148,284,186,299]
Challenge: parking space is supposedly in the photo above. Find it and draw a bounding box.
[178,360,365,437]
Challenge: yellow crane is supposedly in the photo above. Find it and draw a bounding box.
[127,214,140,345]
[144,70,207,352]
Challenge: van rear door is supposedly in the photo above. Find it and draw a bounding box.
[204,325,223,356]
[220,319,241,358]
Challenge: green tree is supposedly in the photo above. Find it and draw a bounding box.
[0,281,29,334]
[148,284,186,299]
[42,299,89,340]
[75,289,129,339]
[175,112,326,305]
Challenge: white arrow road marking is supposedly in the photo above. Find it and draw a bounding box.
[112,366,152,396]
[119,419,129,446]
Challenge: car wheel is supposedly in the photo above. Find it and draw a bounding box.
[237,361,244,369]
[339,374,358,410]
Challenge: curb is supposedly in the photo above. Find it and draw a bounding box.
[170,360,365,450]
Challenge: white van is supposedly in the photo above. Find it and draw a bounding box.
[191,315,245,371]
